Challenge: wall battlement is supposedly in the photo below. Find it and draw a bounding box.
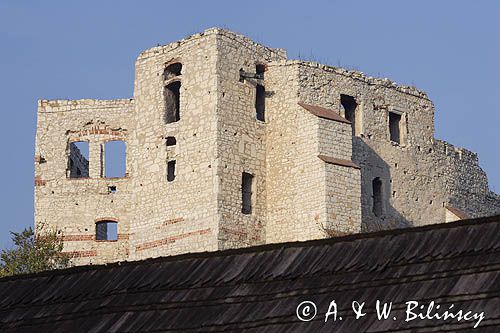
[34,29,500,265]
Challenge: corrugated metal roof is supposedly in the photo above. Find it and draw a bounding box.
[1,215,499,332]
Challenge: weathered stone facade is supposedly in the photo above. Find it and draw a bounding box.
[34,28,500,265]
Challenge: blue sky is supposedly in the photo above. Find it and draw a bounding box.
[0,0,498,248]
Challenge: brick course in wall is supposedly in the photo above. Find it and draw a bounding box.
[34,28,500,265]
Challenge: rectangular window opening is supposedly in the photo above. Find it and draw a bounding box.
[104,140,126,178]
[69,141,89,178]
[166,136,176,146]
[340,94,357,136]
[255,84,265,122]
[165,81,181,124]
[372,177,383,217]
[167,160,176,182]
[255,64,265,79]
[96,221,118,241]
[389,112,402,144]
[242,172,254,215]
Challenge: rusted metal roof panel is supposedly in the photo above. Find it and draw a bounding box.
[298,101,351,124]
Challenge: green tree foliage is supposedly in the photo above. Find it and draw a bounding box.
[0,227,70,277]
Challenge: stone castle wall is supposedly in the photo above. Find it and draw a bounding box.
[265,64,328,242]
[265,62,362,243]
[434,140,500,218]
[35,99,134,264]
[34,28,500,265]
[214,31,286,249]
[126,31,222,261]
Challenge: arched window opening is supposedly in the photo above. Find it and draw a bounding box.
[96,220,118,241]
[69,141,89,178]
[166,136,176,146]
[164,62,182,80]
[372,177,383,217]
[103,140,126,178]
[165,81,181,124]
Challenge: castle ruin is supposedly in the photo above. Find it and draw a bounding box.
[34,28,500,265]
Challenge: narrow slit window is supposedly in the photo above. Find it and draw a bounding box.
[241,172,254,214]
[165,81,181,124]
[255,84,265,121]
[167,160,176,182]
[104,140,126,178]
[389,112,402,144]
[340,94,357,136]
[372,177,383,217]
[239,68,245,82]
[95,220,118,241]
[69,141,89,178]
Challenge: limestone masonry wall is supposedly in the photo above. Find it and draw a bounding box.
[34,28,500,265]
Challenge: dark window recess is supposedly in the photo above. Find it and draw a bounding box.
[69,141,89,178]
[239,65,265,81]
[167,160,176,182]
[255,64,265,79]
[372,177,383,217]
[164,63,182,80]
[255,84,265,121]
[104,140,126,178]
[108,186,117,194]
[165,81,181,124]
[239,68,245,82]
[389,112,401,144]
[341,94,357,135]
[166,136,177,146]
[242,172,254,214]
[96,221,118,241]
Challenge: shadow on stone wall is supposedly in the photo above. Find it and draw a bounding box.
[352,137,412,232]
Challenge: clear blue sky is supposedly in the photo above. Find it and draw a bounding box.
[0,0,498,248]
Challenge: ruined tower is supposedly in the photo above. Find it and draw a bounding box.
[34,28,500,265]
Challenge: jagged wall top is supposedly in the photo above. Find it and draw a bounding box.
[273,60,429,99]
[137,28,287,61]
[138,28,428,99]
